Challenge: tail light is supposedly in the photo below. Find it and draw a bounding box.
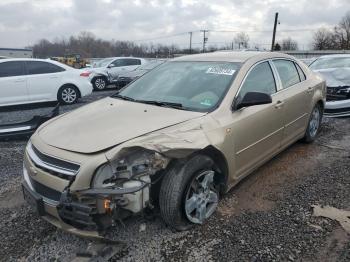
[80,72,91,77]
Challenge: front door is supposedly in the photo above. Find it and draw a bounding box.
[228,61,285,178]
[0,61,28,106]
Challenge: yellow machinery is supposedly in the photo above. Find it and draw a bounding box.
[51,54,88,69]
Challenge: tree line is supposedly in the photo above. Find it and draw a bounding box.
[31,11,350,58]
[312,11,350,50]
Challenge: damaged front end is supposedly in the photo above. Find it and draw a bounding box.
[54,148,170,233]
[0,104,59,140]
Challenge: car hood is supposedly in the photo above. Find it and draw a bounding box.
[313,67,350,87]
[38,97,206,154]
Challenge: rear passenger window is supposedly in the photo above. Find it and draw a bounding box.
[295,63,306,81]
[26,61,65,75]
[0,61,24,77]
[238,61,276,99]
[126,59,141,66]
[273,60,300,88]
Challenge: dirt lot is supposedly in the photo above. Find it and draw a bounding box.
[0,91,349,261]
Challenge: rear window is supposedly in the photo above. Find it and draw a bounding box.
[26,61,65,75]
[273,60,300,88]
[0,61,25,77]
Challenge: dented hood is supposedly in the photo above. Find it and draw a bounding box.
[314,67,350,87]
[38,97,205,153]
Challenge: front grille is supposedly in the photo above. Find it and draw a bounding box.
[31,144,80,172]
[327,86,350,101]
[27,142,80,180]
[29,176,61,202]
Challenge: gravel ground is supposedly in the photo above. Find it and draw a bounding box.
[0,92,349,261]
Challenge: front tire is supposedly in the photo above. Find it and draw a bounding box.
[303,103,323,143]
[92,76,107,91]
[159,155,219,231]
[57,85,79,105]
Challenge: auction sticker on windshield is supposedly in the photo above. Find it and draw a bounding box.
[206,67,236,75]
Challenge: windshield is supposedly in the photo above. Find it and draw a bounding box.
[93,58,114,68]
[114,61,241,112]
[310,57,350,70]
[137,60,165,70]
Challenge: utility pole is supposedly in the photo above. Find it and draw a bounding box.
[189,32,193,54]
[271,12,279,51]
[201,30,208,53]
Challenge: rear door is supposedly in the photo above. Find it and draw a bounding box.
[272,59,311,145]
[25,61,65,102]
[0,61,28,106]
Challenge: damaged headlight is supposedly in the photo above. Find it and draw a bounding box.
[92,148,169,189]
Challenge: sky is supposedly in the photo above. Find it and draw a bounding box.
[0,0,349,50]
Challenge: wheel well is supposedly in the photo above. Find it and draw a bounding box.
[198,146,229,194]
[316,100,324,111]
[58,84,81,98]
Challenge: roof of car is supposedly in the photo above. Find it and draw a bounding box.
[172,51,293,63]
[316,54,350,59]
[0,58,73,70]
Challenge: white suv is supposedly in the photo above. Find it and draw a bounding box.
[89,57,148,90]
[0,58,93,106]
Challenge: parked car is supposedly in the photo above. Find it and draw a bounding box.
[114,59,166,88]
[300,57,317,66]
[88,57,148,90]
[0,58,93,106]
[22,52,325,237]
[310,54,350,117]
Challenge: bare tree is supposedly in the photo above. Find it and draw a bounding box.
[234,32,249,49]
[312,28,333,50]
[336,11,350,49]
[281,37,298,50]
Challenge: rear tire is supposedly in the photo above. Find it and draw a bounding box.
[159,155,219,231]
[92,76,107,91]
[303,103,323,143]
[57,85,79,105]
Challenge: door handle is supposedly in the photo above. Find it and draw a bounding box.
[307,87,314,93]
[14,79,25,82]
[274,100,284,109]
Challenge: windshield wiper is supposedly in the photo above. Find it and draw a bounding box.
[137,100,184,109]
[111,94,186,110]
[111,94,135,102]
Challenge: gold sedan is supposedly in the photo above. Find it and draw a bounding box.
[22,52,326,237]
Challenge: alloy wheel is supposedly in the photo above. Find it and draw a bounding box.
[95,78,106,90]
[61,87,77,103]
[309,106,320,138]
[185,170,218,224]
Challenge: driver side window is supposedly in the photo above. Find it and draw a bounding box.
[238,61,276,100]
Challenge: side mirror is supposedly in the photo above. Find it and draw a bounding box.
[107,64,114,68]
[235,92,272,110]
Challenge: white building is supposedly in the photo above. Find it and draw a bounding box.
[0,48,33,58]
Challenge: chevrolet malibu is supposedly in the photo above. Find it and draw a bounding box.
[22,52,326,237]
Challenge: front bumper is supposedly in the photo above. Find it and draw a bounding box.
[324,99,350,117]
[0,105,59,140]
[22,150,149,237]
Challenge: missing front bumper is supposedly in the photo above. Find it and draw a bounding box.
[22,178,150,236]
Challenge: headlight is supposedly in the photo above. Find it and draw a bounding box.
[92,164,115,188]
[92,148,169,189]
